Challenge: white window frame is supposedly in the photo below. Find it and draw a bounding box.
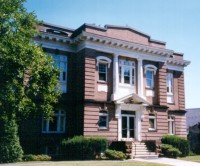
[42,110,66,133]
[119,60,135,85]
[167,73,173,95]
[52,54,68,93]
[98,63,108,82]
[148,114,156,131]
[168,115,175,135]
[98,111,109,129]
[144,64,157,89]
[96,56,111,82]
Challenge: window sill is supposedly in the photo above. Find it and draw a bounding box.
[98,127,109,131]
[119,83,135,87]
[148,128,157,132]
[97,81,108,84]
[146,87,155,90]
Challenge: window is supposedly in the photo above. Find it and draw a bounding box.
[146,70,154,88]
[149,114,156,131]
[96,56,111,82]
[167,73,173,94]
[52,55,67,93]
[98,63,107,81]
[144,64,157,89]
[98,110,108,129]
[42,110,66,133]
[168,115,175,135]
[119,60,135,85]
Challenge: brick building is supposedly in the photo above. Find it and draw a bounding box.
[19,23,190,157]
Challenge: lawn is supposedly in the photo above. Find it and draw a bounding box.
[179,155,200,163]
[15,160,169,166]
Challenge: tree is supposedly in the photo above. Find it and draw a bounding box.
[0,0,61,162]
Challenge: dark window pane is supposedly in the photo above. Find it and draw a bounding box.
[149,119,155,129]
[99,116,107,127]
[49,116,58,131]
[122,117,127,138]
[63,72,66,81]
[99,73,106,81]
[129,117,134,138]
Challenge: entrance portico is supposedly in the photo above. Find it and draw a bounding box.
[114,93,149,142]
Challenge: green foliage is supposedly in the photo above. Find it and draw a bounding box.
[161,135,189,156]
[145,140,156,152]
[0,115,23,163]
[62,136,108,160]
[160,144,182,158]
[104,149,126,160]
[22,154,51,161]
[0,0,61,163]
[109,141,126,153]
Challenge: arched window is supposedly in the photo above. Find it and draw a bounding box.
[96,56,111,82]
[144,64,157,89]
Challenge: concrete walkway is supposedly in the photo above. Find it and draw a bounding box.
[134,157,200,166]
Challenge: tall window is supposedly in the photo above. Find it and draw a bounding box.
[98,110,108,129]
[149,113,156,131]
[144,64,157,89]
[96,56,111,82]
[119,60,135,85]
[167,73,173,94]
[168,115,175,135]
[98,63,107,81]
[53,55,67,93]
[42,110,66,133]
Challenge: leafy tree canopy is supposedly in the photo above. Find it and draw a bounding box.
[0,0,61,120]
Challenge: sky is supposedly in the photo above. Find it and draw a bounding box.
[25,0,200,109]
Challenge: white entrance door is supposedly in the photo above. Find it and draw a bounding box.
[121,111,135,139]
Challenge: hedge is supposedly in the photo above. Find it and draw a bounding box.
[109,141,126,153]
[161,135,189,156]
[61,136,108,160]
[104,149,126,160]
[160,144,182,158]
[22,154,51,161]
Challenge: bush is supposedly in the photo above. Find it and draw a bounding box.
[109,141,126,153]
[160,144,182,158]
[61,136,108,160]
[104,149,126,160]
[23,154,51,161]
[145,140,156,152]
[0,118,23,163]
[161,135,189,156]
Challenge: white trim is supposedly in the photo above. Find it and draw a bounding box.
[148,114,156,131]
[166,64,184,71]
[98,111,109,129]
[112,54,119,101]
[144,64,157,75]
[138,59,144,98]
[168,115,175,135]
[96,56,111,68]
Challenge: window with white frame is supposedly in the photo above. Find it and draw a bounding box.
[167,73,173,94]
[98,110,108,129]
[52,55,67,93]
[96,56,111,82]
[168,115,175,135]
[144,64,157,89]
[119,60,135,85]
[42,110,66,133]
[149,113,156,130]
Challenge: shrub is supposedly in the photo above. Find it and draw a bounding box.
[161,135,189,156]
[145,140,156,152]
[0,118,23,163]
[160,144,182,158]
[104,149,126,160]
[23,154,51,161]
[61,136,108,160]
[109,141,126,153]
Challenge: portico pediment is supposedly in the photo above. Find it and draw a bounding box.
[114,93,150,105]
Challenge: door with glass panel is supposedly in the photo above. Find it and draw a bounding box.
[121,111,135,139]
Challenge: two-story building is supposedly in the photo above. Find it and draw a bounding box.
[19,22,190,157]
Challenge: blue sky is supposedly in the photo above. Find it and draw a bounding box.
[25,0,200,108]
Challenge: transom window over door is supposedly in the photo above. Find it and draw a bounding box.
[119,60,135,85]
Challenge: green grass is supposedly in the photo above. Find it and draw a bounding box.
[16,160,169,166]
[179,155,200,163]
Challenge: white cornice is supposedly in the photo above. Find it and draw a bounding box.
[167,58,190,67]
[73,31,174,57]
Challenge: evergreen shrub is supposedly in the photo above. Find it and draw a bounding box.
[161,135,189,156]
[160,144,182,158]
[61,136,108,160]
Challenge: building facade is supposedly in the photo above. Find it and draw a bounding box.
[19,23,190,156]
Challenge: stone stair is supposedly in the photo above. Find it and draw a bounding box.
[127,142,158,159]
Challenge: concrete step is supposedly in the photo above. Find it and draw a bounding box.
[133,151,156,155]
[133,154,158,159]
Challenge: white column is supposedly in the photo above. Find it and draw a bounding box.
[137,58,144,98]
[112,54,119,101]
[116,104,122,141]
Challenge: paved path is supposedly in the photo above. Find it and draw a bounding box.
[134,157,200,166]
